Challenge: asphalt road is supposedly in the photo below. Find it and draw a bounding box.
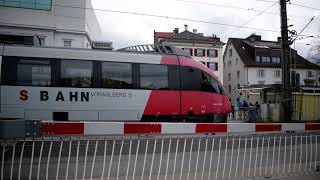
[1,132,320,180]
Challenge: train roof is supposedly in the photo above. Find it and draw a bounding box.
[0,43,190,64]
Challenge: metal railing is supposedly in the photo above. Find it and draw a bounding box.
[1,132,320,180]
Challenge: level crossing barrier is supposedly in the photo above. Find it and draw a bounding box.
[1,121,320,180]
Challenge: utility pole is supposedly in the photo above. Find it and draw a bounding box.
[280,0,292,121]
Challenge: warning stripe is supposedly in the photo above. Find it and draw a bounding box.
[40,121,320,136]
[256,124,281,132]
[42,121,84,135]
[124,123,161,134]
[305,124,320,131]
[196,123,227,133]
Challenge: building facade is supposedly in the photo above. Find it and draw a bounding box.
[0,0,111,49]
[223,34,320,103]
[154,25,225,81]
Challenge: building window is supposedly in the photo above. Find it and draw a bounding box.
[257,69,264,77]
[237,71,240,80]
[236,58,238,65]
[262,56,270,63]
[140,64,168,90]
[194,48,205,57]
[208,62,218,71]
[102,62,132,89]
[0,0,52,10]
[229,49,232,57]
[60,60,93,87]
[307,71,313,78]
[207,49,218,57]
[183,48,193,56]
[274,70,281,78]
[228,85,231,93]
[256,56,261,62]
[228,73,231,81]
[63,40,72,48]
[228,60,231,67]
[271,57,281,63]
[237,84,240,89]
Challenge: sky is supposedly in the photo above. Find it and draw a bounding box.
[91,0,320,59]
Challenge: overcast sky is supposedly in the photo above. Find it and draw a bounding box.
[91,0,320,58]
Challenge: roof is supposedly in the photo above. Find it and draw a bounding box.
[228,37,320,70]
[159,30,225,45]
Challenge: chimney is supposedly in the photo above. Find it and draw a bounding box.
[173,28,179,34]
[246,33,261,42]
[184,24,188,31]
[193,29,197,33]
[277,37,282,43]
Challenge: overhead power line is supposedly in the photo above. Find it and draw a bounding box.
[51,4,279,33]
[176,0,311,19]
[257,0,320,11]
[222,1,278,38]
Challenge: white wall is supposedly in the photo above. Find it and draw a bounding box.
[247,67,320,86]
[223,41,247,102]
[0,0,102,48]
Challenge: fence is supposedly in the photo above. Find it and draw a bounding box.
[1,121,320,180]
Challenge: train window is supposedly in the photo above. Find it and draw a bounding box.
[60,60,93,87]
[140,64,168,90]
[102,62,132,89]
[201,72,222,94]
[181,66,201,91]
[17,59,51,86]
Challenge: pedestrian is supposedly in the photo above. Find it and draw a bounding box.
[230,98,235,120]
[235,97,243,120]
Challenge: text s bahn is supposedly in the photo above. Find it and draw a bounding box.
[0,44,231,122]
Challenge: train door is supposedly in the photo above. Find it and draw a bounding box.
[142,58,181,119]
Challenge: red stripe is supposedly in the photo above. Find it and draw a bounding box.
[256,124,281,132]
[124,123,161,134]
[196,123,227,133]
[305,124,320,131]
[42,122,84,135]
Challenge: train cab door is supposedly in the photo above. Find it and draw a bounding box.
[142,56,181,119]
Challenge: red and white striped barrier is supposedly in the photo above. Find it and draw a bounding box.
[41,121,320,136]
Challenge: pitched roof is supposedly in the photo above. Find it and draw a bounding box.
[229,38,320,69]
[160,30,225,45]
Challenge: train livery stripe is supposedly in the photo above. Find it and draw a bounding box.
[40,122,320,135]
[42,121,84,135]
[123,123,161,134]
[195,123,227,133]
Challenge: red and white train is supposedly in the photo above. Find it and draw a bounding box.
[0,44,231,122]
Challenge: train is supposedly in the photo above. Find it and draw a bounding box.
[0,44,231,122]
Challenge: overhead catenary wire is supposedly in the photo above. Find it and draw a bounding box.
[222,1,278,38]
[49,3,280,33]
[176,0,312,19]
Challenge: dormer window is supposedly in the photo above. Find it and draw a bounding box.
[256,56,261,62]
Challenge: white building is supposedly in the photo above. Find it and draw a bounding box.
[0,0,111,49]
[223,34,320,103]
[155,25,225,81]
